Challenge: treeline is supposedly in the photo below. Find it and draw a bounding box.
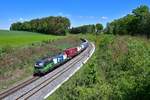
[10,16,103,35]
[70,23,103,34]
[10,16,70,35]
[105,5,150,38]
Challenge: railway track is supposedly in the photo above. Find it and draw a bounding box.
[19,50,90,100]
[0,42,93,100]
[0,76,39,99]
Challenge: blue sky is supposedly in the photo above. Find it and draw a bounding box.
[0,0,150,29]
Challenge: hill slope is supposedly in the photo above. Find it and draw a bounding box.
[48,34,150,100]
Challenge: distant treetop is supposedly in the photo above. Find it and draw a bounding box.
[10,16,71,36]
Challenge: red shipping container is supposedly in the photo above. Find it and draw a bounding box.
[64,47,78,58]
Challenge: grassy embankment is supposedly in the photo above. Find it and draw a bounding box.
[0,30,81,91]
[48,34,150,100]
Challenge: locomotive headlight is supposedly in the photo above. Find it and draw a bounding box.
[35,64,38,67]
[39,63,44,66]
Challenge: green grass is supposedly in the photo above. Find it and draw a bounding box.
[48,34,150,100]
[0,30,64,47]
[0,33,81,92]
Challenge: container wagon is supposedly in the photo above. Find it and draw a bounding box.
[64,47,78,59]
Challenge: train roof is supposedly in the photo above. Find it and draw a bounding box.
[36,57,52,63]
[53,53,64,58]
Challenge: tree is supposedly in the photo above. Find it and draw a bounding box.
[105,5,150,38]
[96,23,103,33]
[70,24,103,34]
[132,5,150,36]
[10,16,71,35]
[10,22,22,31]
[144,13,150,38]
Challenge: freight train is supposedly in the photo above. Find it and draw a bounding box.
[34,39,89,75]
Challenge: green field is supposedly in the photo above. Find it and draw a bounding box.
[0,30,64,47]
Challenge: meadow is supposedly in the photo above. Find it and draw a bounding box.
[0,30,64,47]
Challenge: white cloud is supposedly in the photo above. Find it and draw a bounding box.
[8,17,29,23]
[78,16,84,18]
[101,16,108,20]
[8,18,12,21]
[58,12,63,16]
[19,17,24,21]
[77,15,98,19]
[88,16,97,19]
